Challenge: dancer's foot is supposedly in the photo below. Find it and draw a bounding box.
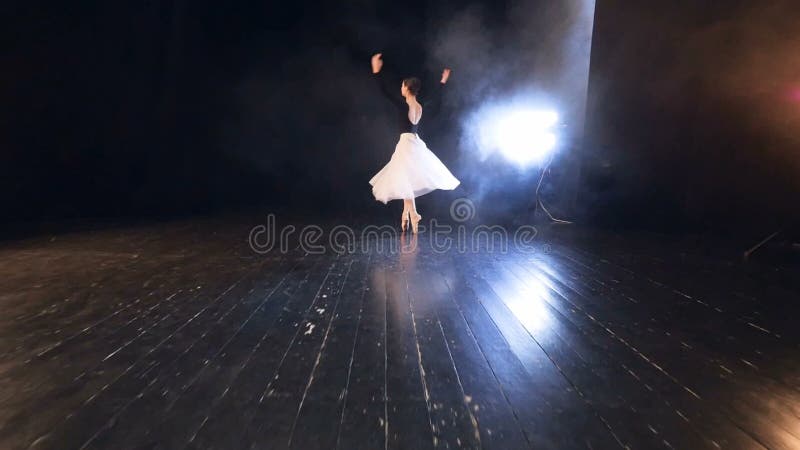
[401,211,410,232]
[410,213,422,234]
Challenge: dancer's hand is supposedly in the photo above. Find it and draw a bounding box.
[441,68,451,84]
[371,53,384,74]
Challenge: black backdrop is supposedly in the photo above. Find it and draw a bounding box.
[2,1,472,222]
[4,1,799,236]
[584,0,800,234]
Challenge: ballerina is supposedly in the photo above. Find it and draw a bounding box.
[368,53,461,234]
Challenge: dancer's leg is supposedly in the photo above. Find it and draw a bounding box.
[401,199,411,231]
[409,197,422,233]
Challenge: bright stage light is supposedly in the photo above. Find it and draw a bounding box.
[492,110,558,164]
[476,107,560,166]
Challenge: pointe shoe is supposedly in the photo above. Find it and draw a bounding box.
[401,212,410,232]
[410,213,422,234]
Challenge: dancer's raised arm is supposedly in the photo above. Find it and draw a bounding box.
[441,68,451,84]
[371,53,404,109]
[424,67,451,117]
[371,53,384,74]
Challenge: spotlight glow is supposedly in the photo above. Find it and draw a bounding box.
[476,107,560,166]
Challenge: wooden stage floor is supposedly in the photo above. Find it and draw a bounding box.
[0,218,798,449]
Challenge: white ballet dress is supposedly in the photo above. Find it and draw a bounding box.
[369,133,460,204]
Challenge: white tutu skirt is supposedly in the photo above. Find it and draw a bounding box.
[369,133,460,204]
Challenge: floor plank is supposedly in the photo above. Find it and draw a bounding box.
[384,245,436,450]
[287,251,372,450]
[336,248,389,450]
